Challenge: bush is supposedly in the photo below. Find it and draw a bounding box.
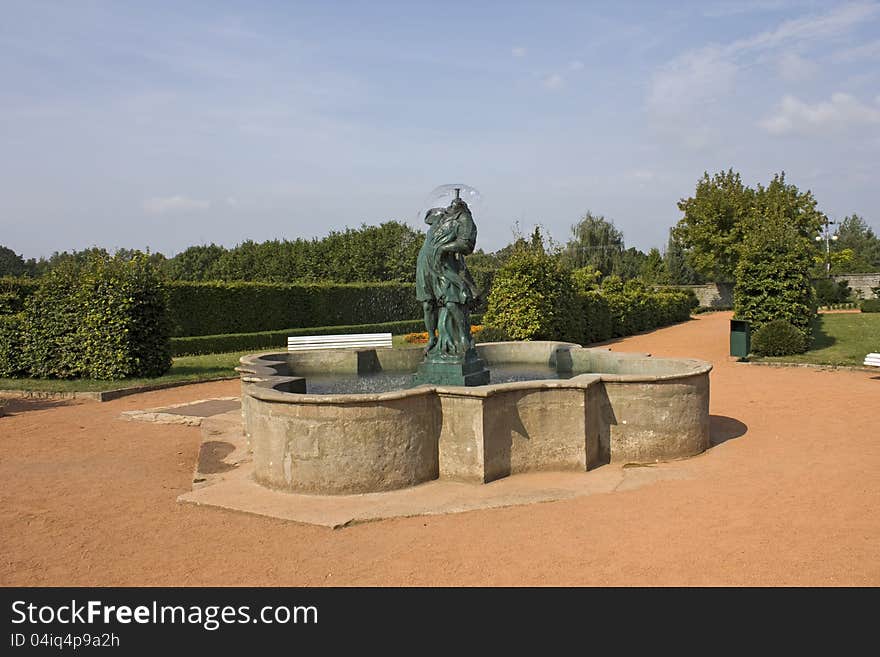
[473,324,511,343]
[482,248,582,342]
[18,253,171,379]
[483,252,693,345]
[861,299,880,313]
[0,277,39,316]
[814,278,851,306]
[166,281,422,337]
[734,223,816,340]
[0,314,25,377]
[751,319,808,356]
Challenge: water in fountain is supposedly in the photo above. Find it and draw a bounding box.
[300,364,573,395]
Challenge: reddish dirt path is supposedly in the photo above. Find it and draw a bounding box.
[1,311,878,586]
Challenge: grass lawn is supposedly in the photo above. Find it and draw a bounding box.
[0,338,425,392]
[756,313,880,367]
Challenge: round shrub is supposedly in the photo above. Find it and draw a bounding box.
[751,319,808,356]
[483,247,581,342]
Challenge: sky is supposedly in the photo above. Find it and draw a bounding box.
[1,0,879,259]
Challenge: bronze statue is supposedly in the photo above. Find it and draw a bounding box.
[416,189,480,362]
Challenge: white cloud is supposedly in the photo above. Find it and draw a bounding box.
[648,47,738,115]
[834,39,880,61]
[647,3,878,145]
[143,195,211,214]
[777,51,815,81]
[511,46,526,57]
[759,92,880,135]
[568,60,585,71]
[728,2,879,54]
[702,0,795,18]
[543,73,564,90]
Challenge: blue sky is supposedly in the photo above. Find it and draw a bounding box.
[1,0,879,259]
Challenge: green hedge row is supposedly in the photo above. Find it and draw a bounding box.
[482,249,696,345]
[0,277,38,316]
[0,314,25,376]
[862,299,880,313]
[1,276,497,338]
[171,315,484,356]
[1,254,171,379]
[166,281,422,337]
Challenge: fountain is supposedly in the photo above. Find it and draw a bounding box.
[236,185,712,495]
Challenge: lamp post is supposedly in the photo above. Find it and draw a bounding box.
[815,216,838,276]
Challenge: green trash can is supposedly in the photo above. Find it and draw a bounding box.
[730,319,750,358]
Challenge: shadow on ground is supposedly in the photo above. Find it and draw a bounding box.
[197,440,237,474]
[0,398,73,416]
[810,318,836,350]
[709,414,748,446]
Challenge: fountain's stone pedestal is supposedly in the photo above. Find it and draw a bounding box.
[413,353,490,387]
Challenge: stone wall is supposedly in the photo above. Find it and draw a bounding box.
[830,273,880,299]
[664,283,734,309]
[667,274,880,307]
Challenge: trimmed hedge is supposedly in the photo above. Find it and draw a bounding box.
[0,314,25,377]
[2,275,498,339]
[171,315,483,356]
[482,249,695,345]
[13,254,172,380]
[734,223,816,340]
[166,281,422,337]
[861,299,880,313]
[751,319,808,356]
[0,277,38,316]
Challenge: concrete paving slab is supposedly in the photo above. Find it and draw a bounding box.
[178,410,694,528]
[120,397,240,426]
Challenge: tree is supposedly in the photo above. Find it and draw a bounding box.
[639,248,669,284]
[0,246,30,277]
[616,247,647,280]
[674,169,754,282]
[674,170,825,282]
[561,211,624,277]
[664,230,703,284]
[832,214,880,272]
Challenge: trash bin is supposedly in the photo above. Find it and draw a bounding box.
[730,319,750,358]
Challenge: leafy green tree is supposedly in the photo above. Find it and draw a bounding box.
[675,170,825,282]
[0,246,29,277]
[664,230,703,284]
[750,173,824,240]
[674,169,755,281]
[831,214,880,272]
[616,247,647,280]
[561,211,624,277]
[639,248,669,284]
[162,244,228,281]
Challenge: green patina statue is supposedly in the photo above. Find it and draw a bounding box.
[414,188,490,386]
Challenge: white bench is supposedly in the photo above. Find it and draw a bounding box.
[287,332,393,352]
[864,353,880,368]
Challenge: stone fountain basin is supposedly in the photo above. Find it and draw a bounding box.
[237,342,712,495]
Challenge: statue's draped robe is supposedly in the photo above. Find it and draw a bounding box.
[416,206,478,306]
